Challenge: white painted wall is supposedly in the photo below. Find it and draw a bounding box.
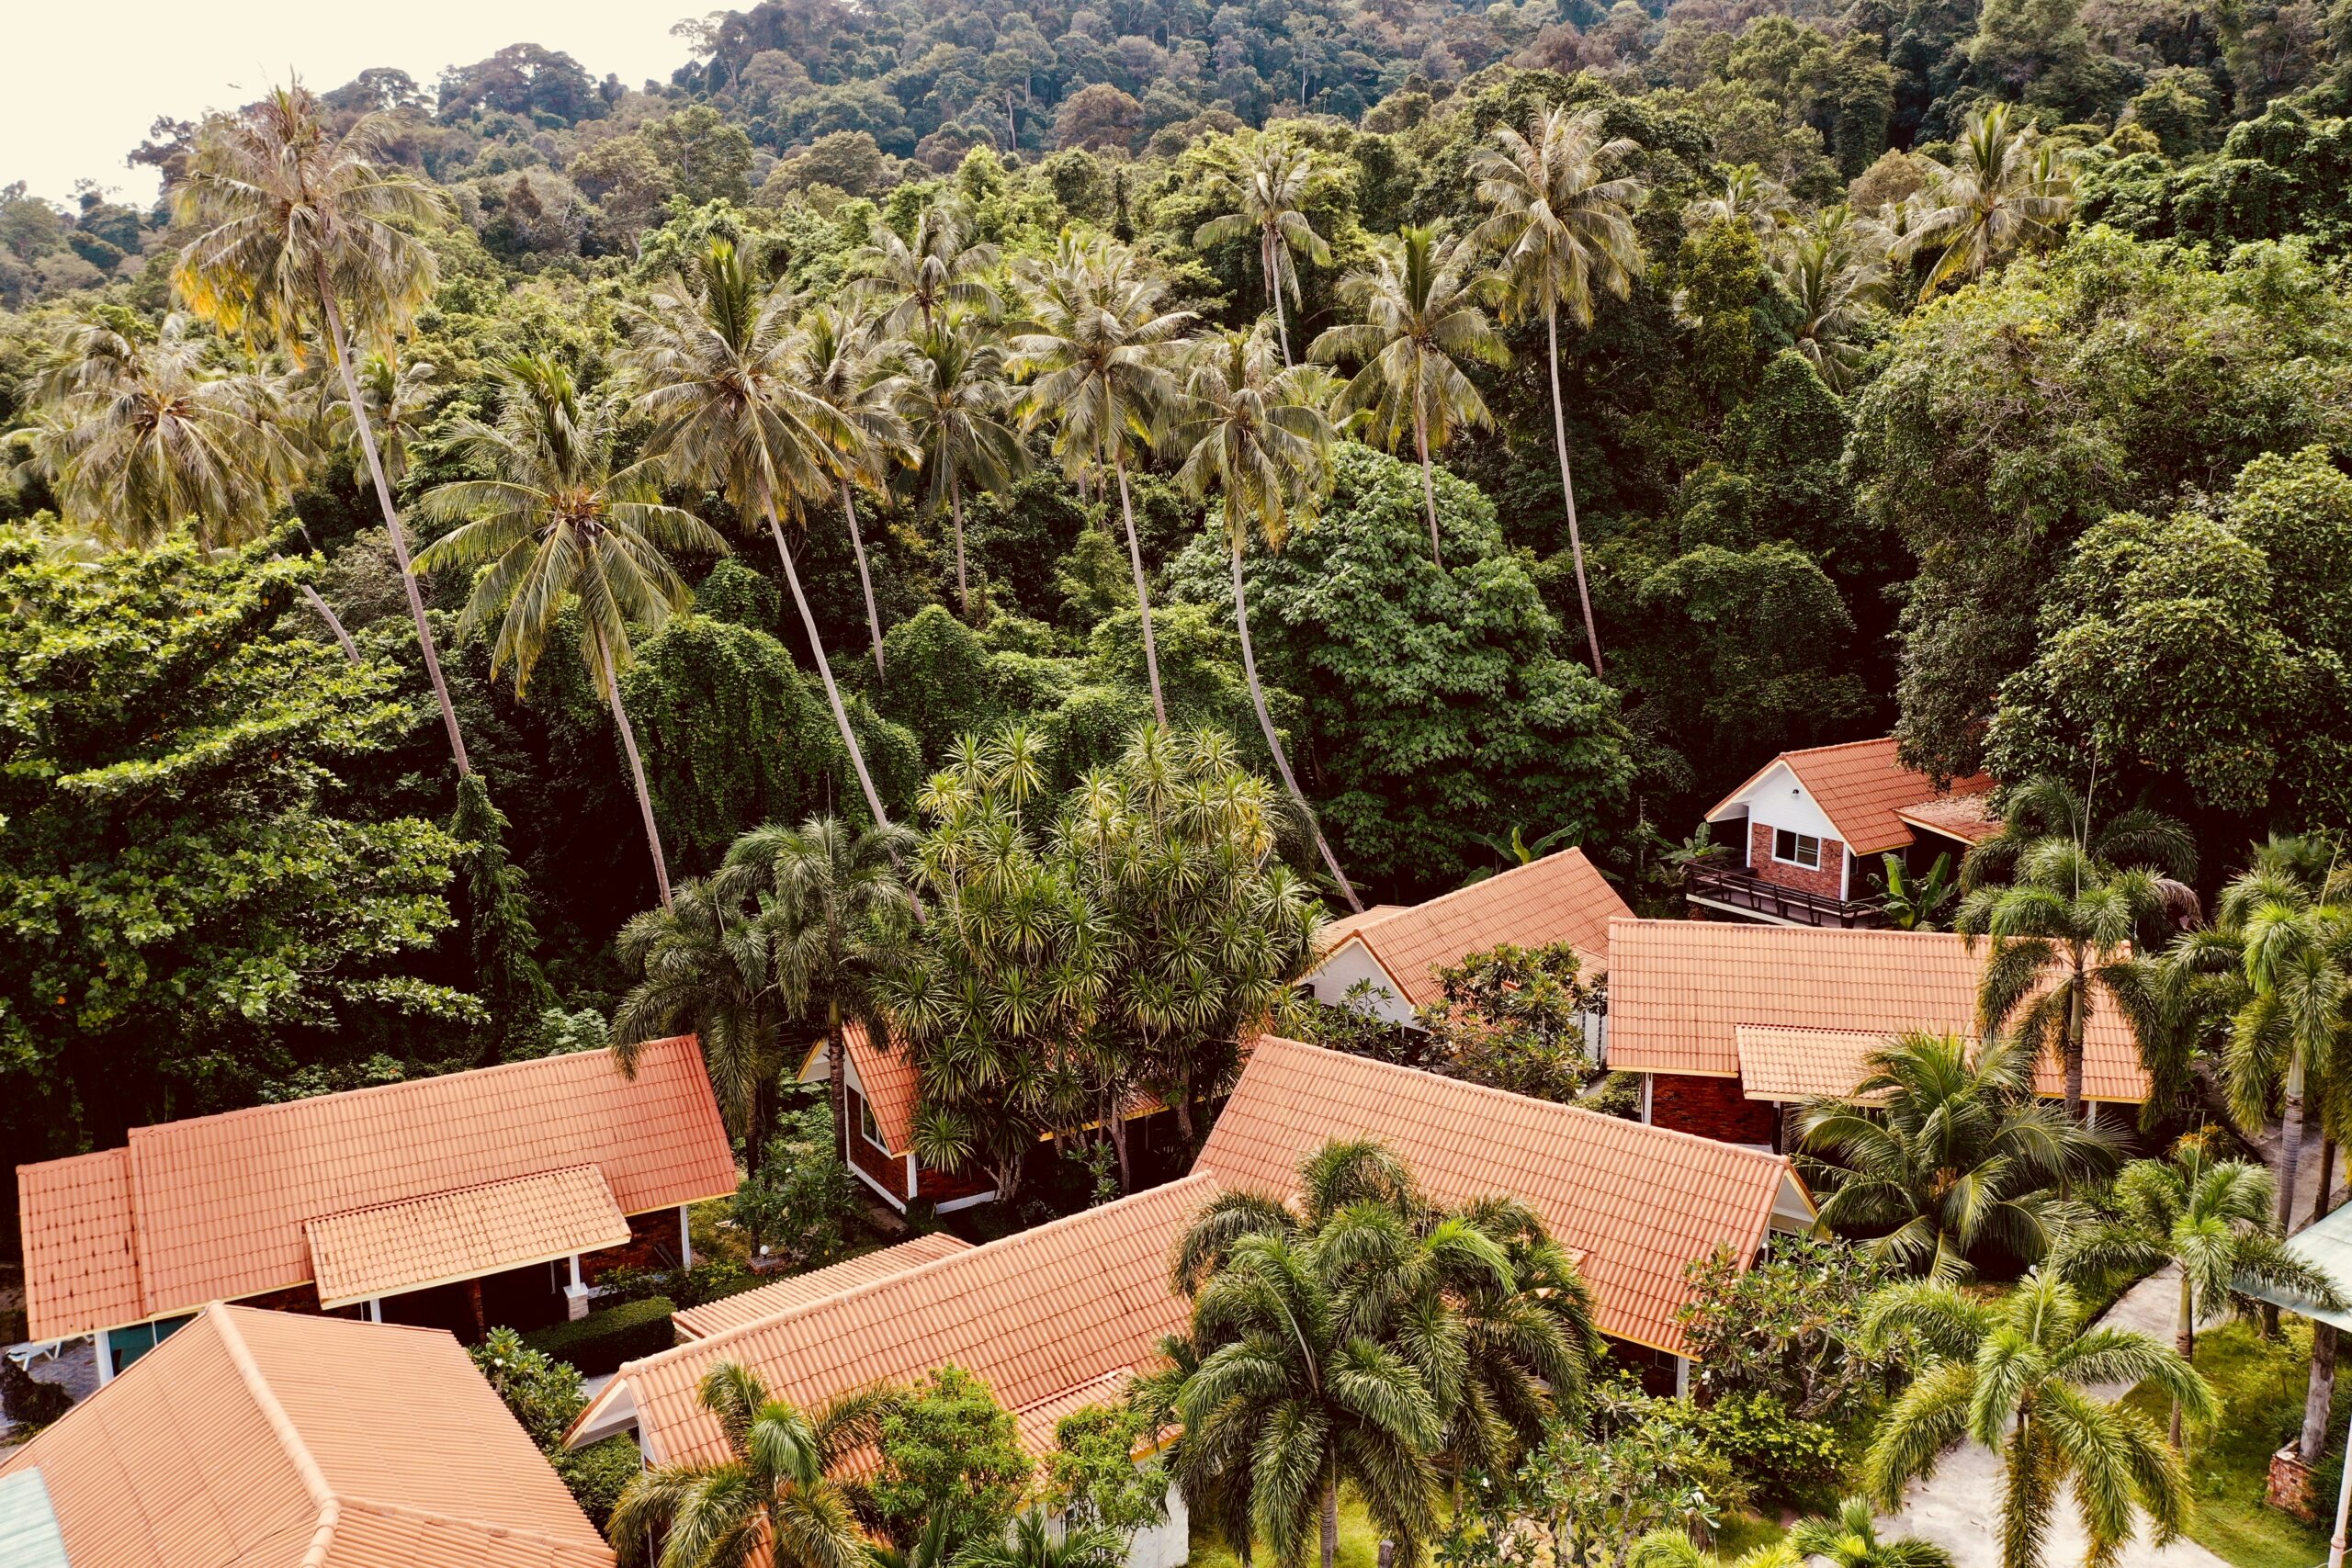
[1302,938,1415,1026]
[1125,1487,1192,1568]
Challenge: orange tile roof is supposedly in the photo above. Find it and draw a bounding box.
[673,1233,976,1339]
[1734,1027,1899,1103]
[847,1021,920,1153]
[1195,1037,1806,1357]
[1012,1369,1139,1456]
[1320,850,1629,1007]
[1604,919,2149,1102]
[17,1038,739,1340]
[1894,792,2003,847]
[574,1176,1214,1466]
[305,1166,633,1309]
[0,1303,611,1568]
[1705,738,1995,855]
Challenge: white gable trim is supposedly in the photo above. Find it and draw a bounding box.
[1711,761,1844,846]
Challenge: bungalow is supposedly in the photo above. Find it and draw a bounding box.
[13,1037,738,1382]
[1302,848,1630,1029]
[1604,918,2152,1147]
[1690,738,1997,928]
[0,1303,612,1566]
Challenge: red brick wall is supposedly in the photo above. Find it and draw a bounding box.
[847,1089,910,1201]
[914,1159,993,1205]
[1748,819,1845,900]
[1649,1072,1780,1145]
[582,1206,686,1283]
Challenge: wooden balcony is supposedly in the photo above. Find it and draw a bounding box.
[1684,864,1889,929]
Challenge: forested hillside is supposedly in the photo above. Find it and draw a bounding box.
[6,0,2352,1175]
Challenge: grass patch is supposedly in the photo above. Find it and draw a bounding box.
[1712,1513,1792,1557]
[1187,1489,1386,1568]
[2120,1319,2334,1568]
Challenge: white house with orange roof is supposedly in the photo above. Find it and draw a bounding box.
[13,1038,739,1383]
[1302,848,1629,1030]
[1691,737,1998,928]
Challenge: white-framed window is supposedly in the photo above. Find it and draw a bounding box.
[854,1089,890,1154]
[1772,828,1823,869]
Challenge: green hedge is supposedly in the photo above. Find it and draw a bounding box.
[521,1295,676,1376]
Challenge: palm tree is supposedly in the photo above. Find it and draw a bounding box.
[623,238,896,830]
[722,816,918,1168]
[1009,234,1194,725]
[413,355,726,909]
[607,1361,891,1568]
[1860,1269,2213,1568]
[1310,224,1505,569]
[317,347,436,489]
[1469,107,1645,677]
[960,1512,1125,1568]
[1172,327,1361,912]
[1902,102,2075,300]
[1681,164,1795,238]
[1798,1031,2117,1280]
[1789,1497,1955,1568]
[786,301,909,677]
[895,313,1027,621]
[2056,1142,2336,1444]
[612,877,784,1166]
[2223,889,2351,1235]
[1193,129,1335,367]
[1627,1530,1797,1568]
[1774,206,1889,392]
[171,81,474,773]
[849,198,1001,338]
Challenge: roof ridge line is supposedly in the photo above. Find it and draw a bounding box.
[207,1305,341,1562]
[1359,848,1589,924]
[330,1492,600,1550]
[299,1161,608,1225]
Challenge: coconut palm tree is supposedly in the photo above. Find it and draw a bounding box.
[722,816,919,1168]
[622,238,896,830]
[1172,327,1361,912]
[317,347,436,488]
[1902,102,2075,300]
[1682,164,1795,237]
[2055,1141,2336,1444]
[1469,106,1645,676]
[2223,890,2352,1235]
[786,301,909,677]
[607,1361,893,1568]
[1860,1269,2212,1568]
[414,355,724,909]
[1797,1031,2117,1280]
[850,197,1002,338]
[612,877,785,1163]
[171,80,474,773]
[895,312,1027,621]
[1773,206,1889,392]
[1789,1497,1955,1568]
[1310,224,1505,569]
[1193,129,1336,367]
[1009,234,1194,725]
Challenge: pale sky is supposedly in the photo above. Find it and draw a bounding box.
[5,2,698,208]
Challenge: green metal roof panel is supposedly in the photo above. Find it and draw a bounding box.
[0,1467,72,1568]
[2240,1199,2352,1334]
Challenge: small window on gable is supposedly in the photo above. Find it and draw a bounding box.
[1772,829,1822,869]
[854,1090,889,1153]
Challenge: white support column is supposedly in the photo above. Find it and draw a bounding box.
[365,1298,382,1325]
[907,1152,920,1201]
[93,1328,114,1386]
[678,1204,694,1270]
[1674,1354,1690,1401]
[1639,1072,1654,1126]
[564,1254,592,1321]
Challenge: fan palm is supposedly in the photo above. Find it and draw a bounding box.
[1009,233,1194,725]
[1193,129,1336,367]
[1172,327,1361,912]
[171,80,474,773]
[1901,103,2075,300]
[1789,1497,1955,1568]
[414,355,725,909]
[607,1361,892,1568]
[786,301,909,677]
[613,877,784,1162]
[2056,1143,2336,1444]
[895,312,1027,621]
[1469,106,1645,675]
[622,238,896,830]
[1860,1269,2212,1568]
[721,816,919,1168]
[849,198,1002,338]
[1797,1031,2117,1280]
[1310,224,1505,569]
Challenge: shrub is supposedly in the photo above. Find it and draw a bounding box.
[734,1104,857,1268]
[469,1326,586,1447]
[1686,1390,1845,1512]
[1677,1237,1890,1423]
[1046,1401,1170,1538]
[0,1355,74,1429]
[521,1295,675,1375]
[868,1364,1031,1547]
[597,1258,760,1309]
[555,1435,643,1529]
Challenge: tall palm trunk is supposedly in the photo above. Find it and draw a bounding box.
[840,479,886,679]
[597,631,674,912]
[827,998,850,1168]
[295,579,361,665]
[1545,307,1603,678]
[1320,1474,1340,1568]
[949,475,972,621]
[2170,1267,2193,1448]
[1114,456,1168,727]
[2064,955,2087,1124]
[315,270,472,775]
[763,495,894,830]
[2301,1323,2337,1463]
[2278,1058,2308,1236]
[2313,1137,2337,1226]
[1108,1094,1133,1192]
[1412,403,1442,569]
[1233,536,1362,912]
[1265,232,1293,367]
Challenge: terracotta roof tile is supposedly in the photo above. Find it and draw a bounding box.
[1894,792,2003,847]
[0,1304,611,1568]
[305,1166,632,1309]
[673,1234,976,1339]
[1320,851,1628,1007]
[1705,738,1994,856]
[1734,1027,1899,1103]
[576,1177,1213,1466]
[1196,1038,1804,1356]
[846,1021,920,1153]
[1012,1370,1138,1456]
[17,1039,739,1340]
[1605,919,2148,1101]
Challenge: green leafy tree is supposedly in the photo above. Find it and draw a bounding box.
[866,1365,1032,1548]
[1193,129,1336,367]
[1045,1403,1172,1540]
[448,772,559,1057]
[415,355,727,909]
[734,1102,858,1267]
[1860,1269,2213,1568]
[1469,106,1645,674]
[1677,1237,1892,1422]
[1416,941,1602,1103]
[1311,224,1506,568]
[470,1325,587,1449]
